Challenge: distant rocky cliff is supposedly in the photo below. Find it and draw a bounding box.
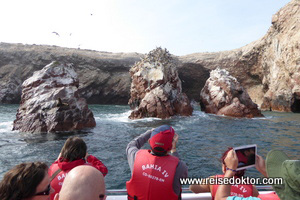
[0,43,142,104]
[181,0,300,112]
[0,43,208,105]
[1,0,299,112]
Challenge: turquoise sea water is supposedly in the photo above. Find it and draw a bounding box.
[0,104,299,189]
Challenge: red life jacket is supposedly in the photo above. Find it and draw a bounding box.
[48,155,108,200]
[48,159,86,200]
[126,149,179,200]
[258,192,280,200]
[211,175,253,200]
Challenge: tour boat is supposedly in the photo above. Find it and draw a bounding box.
[105,186,274,200]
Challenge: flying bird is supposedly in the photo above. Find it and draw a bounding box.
[52,32,60,36]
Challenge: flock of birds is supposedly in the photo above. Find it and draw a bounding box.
[51,13,94,49]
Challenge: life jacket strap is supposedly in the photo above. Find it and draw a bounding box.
[51,168,62,181]
[127,193,138,200]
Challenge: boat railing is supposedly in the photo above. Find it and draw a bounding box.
[107,185,273,194]
[106,186,274,200]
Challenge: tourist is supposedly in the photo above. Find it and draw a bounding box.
[215,149,299,200]
[54,165,106,200]
[126,125,188,200]
[190,147,259,199]
[48,136,108,200]
[0,162,54,200]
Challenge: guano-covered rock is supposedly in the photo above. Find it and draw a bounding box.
[200,68,263,118]
[13,62,96,133]
[129,47,193,119]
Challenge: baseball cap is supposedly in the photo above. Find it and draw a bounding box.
[149,125,175,153]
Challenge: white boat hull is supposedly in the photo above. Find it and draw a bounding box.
[106,190,275,200]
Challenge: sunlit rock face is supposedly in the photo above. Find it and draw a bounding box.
[200,68,263,118]
[128,47,193,119]
[181,0,300,113]
[13,61,96,133]
[2,1,299,112]
[259,0,300,112]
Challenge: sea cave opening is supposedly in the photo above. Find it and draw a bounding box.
[291,94,300,113]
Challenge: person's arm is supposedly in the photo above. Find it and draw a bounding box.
[86,154,108,177]
[170,133,181,158]
[173,160,188,196]
[215,149,238,200]
[168,132,189,196]
[252,185,259,197]
[126,130,152,172]
[216,170,236,200]
[189,176,212,193]
[255,154,267,177]
[221,155,265,200]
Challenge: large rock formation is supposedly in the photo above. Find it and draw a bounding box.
[181,0,300,112]
[259,0,300,112]
[200,68,263,118]
[0,42,207,104]
[128,47,193,119]
[0,43,141,104]
[1,1,299,113]
[13,62,96,133]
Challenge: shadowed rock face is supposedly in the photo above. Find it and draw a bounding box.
[200,68,263,118]
[13,62,96,133]
[0,43,141,104]
[178,63,210,102]
[128,47,193,119]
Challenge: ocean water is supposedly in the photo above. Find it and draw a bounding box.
[0,104,299,189]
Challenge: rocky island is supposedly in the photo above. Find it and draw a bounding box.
[13,62,96,133]
[128,47,193,119]
[0,0,299,113]
[200,68,263,118]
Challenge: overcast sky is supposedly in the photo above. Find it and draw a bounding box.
[0,0,291,55]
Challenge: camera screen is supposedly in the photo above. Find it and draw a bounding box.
[234,145,256,171]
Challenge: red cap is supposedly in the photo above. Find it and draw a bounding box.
[149,125,175,152]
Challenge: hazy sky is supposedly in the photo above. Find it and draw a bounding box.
[0,0,291,55]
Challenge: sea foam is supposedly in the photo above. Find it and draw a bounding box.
[95,110,162,123]
[0,121,14,133]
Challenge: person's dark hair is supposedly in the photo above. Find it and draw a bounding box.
[60,136,87,162]
[0,162,48,200]
[221,147,245,178]
[151,147,168,156]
